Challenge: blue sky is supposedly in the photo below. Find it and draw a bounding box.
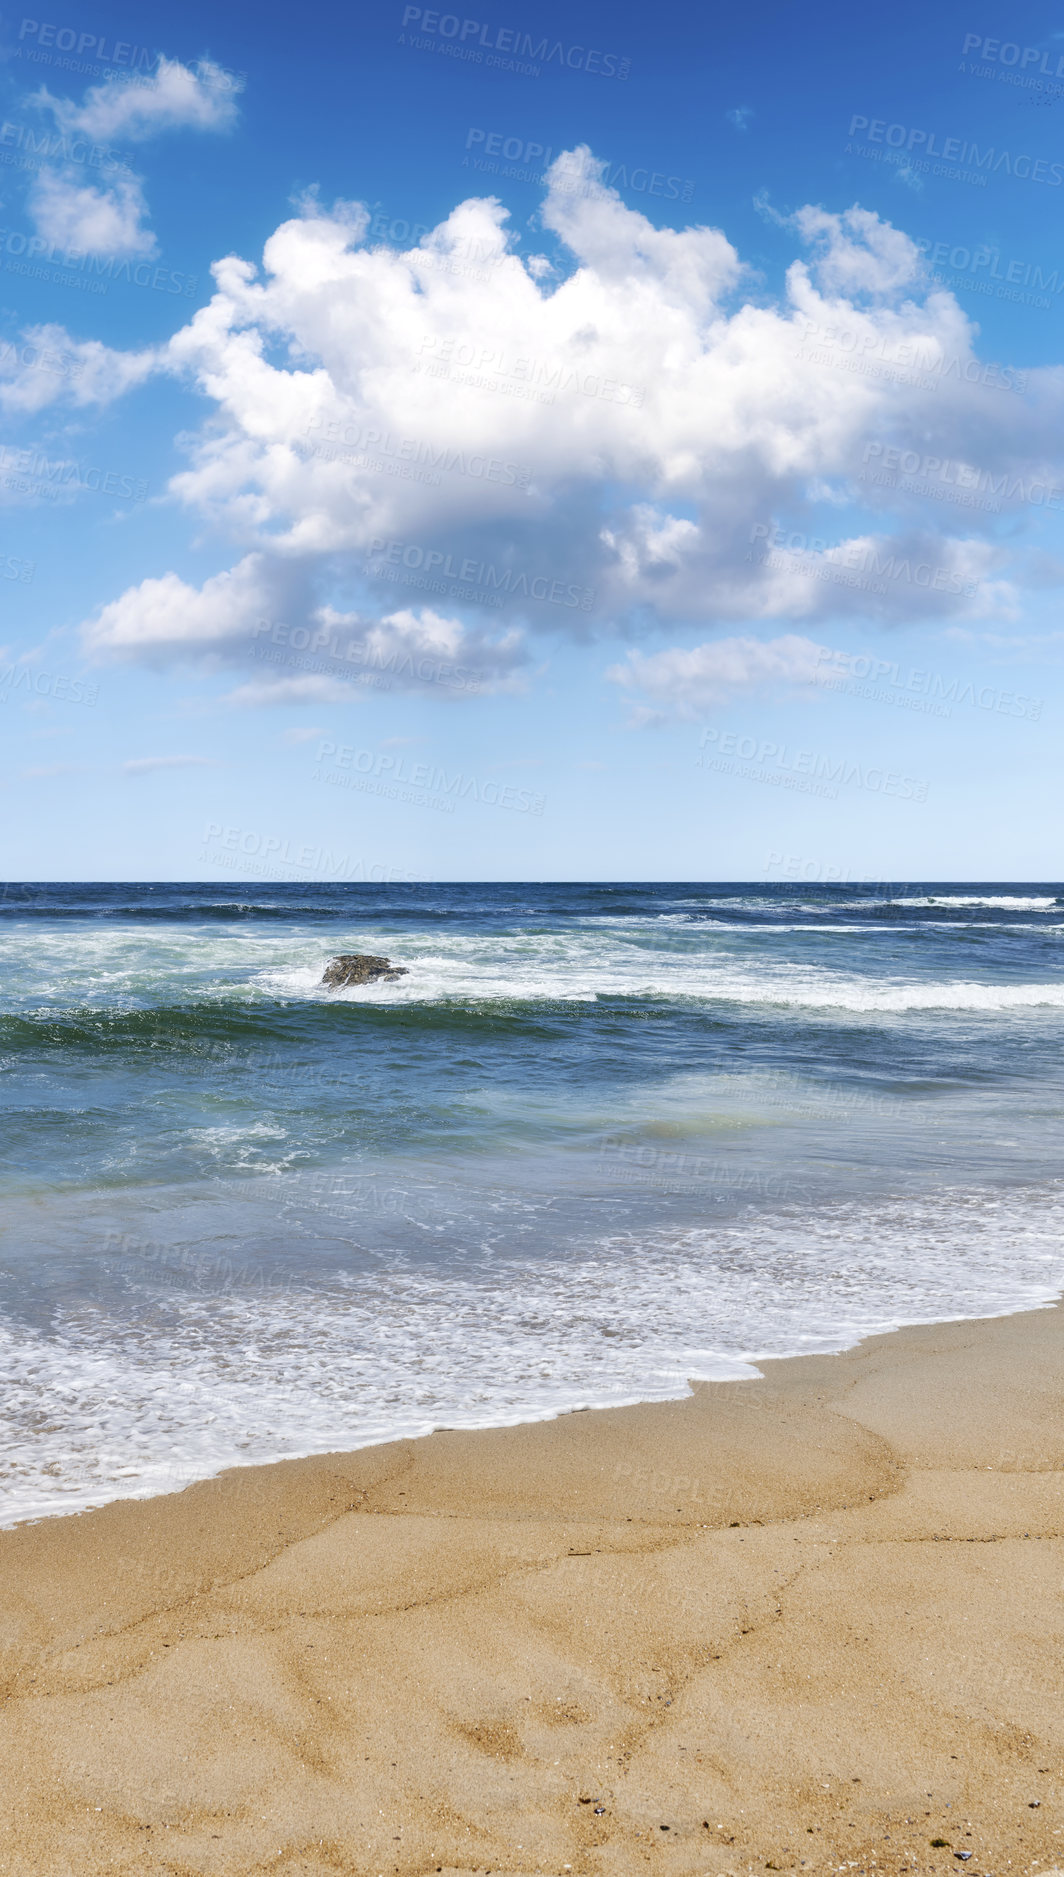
[1,0,1063,880]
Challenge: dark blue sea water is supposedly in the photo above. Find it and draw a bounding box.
[2,880,1063,1524]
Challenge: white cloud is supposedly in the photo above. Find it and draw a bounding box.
[539,147,742,298]
[312,603,528,695]
[604,515,1010,629]
[84,554,529,698]
[225,674,373,706]
[789,203,923,299]
[726,108,753,131]
[607,633,826,721]
[33,58,242,143]
[83,553,280,660]
[71,152,1064,687]
[0,323,157,415]
[28,167,155,258]
[23,60,242,271]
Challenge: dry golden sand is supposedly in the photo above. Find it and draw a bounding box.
[1,1301,1063,1877]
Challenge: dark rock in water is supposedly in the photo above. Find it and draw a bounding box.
[321,953,408,988]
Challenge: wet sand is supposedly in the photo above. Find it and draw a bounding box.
[1,1299,1062,1875]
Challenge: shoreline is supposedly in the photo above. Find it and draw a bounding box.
[1,1298,1063,1874]
[8,1263,1064,1535]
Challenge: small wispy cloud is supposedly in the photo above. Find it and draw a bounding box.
[225,675,366,707]
[28,168,155,258]
[122,755,219,773]
[726,107,753,131]
[32,58,243,143]
[607,633,826,722]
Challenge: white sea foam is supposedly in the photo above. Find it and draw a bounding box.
[2,917,1063,1020]
[262,958,1064,1015]
[695,978,1064,1013]
[2,1182,1062,1527]
[888,895,1060,910]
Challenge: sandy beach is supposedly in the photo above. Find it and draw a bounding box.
[1,1299,1062,1877]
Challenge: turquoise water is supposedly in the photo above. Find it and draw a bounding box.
[2,880,1063,1524]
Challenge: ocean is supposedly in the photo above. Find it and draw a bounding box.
[2,879,1063,1527]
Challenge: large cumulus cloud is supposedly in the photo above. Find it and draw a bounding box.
[73,147,1064,698]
